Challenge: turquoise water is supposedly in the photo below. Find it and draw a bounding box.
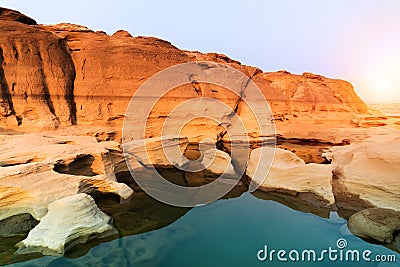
[9,193,400,267]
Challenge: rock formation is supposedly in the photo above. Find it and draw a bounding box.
[248,132,400,218]
[0,134,133,258]
[201,149,236,176]
[259,71,368,115]
[0,7,398,260]
[328,138,400,215]
[0,16,76,128]
[348,208,400,248]
[0,133,133,221]
[0,7,37,25]
[247,147,335,209]
[122,135,189,169]
[0,7,369,137]
[16,193,117,256]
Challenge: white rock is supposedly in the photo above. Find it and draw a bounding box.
[330,140,400,211]
[16,194,117,256]
[0,133,134,221]
[201,149,236,176]
[247,147,334,208]
[0,163,133,221]
[246,147,302,189]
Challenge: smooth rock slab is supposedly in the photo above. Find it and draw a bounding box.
[348,208,400,244]
[16,194,117,256]
[0,133,134,221]
[329,140,400,212]
[247,147,334,208]
[122,135,189,168]
[201,149,236,176]
[0,134,118,177]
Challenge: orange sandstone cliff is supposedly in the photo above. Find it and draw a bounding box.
[0,7,369,133]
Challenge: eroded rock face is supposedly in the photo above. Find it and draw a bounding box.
[348,208,400,244]
[259,71,368,115]
[0,163,132,221]
[0,134,133,221]
[39,24,190,130]
[247,147,335,208]
[16,193,117,256]
[0,8,369,135]
[0,20,76,128]
[0,133,125,180]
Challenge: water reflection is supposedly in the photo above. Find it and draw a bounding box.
[10,194,400,267]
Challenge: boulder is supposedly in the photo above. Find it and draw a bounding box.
[16,194,117,256]
[201,149,236,176]
[329,139,400,214]
[247,147,334,208]
[348,208,400,244]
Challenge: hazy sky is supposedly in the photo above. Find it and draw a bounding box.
[1,0,399,103]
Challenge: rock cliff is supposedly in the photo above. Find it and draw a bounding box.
[0,7,398,260]
[0,15,76,128]
[0,7,369,134]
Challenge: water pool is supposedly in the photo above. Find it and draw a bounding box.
[9,193,399,267]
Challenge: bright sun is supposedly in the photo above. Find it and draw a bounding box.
[374,75,393,94]
[367,71,398,103]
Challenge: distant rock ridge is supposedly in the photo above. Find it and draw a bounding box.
[0,7,369,133]
[0,7,37,25]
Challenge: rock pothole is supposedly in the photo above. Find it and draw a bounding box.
[53,154,98,176]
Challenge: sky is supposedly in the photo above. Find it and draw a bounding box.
[1,0,399,103]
